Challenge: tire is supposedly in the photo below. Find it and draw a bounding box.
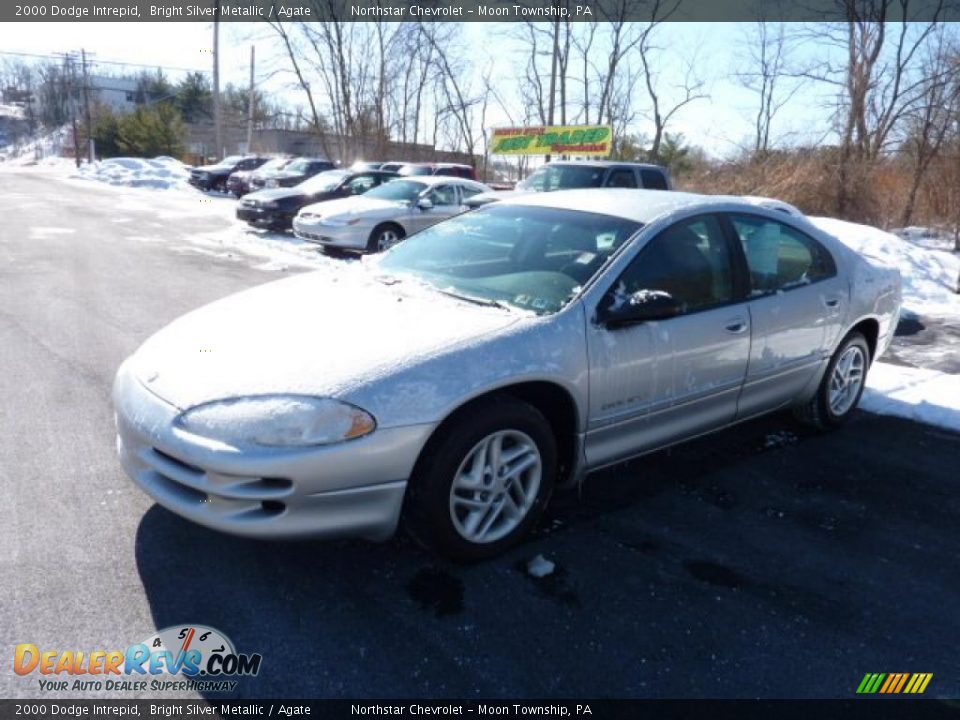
[405,396,557,562]
[794,331,870,430]
[366,223,405,253]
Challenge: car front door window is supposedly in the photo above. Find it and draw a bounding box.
[614,215,734,314]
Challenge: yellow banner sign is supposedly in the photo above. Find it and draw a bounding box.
[491,125,613,156]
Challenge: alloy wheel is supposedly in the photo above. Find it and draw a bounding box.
[448,429,542,544]
[828,345,866,416]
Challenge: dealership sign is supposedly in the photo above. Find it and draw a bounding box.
[491,125,613,156]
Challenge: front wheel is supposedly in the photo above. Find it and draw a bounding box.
[795,332,870,430]
[405,396,557,562]
[367,224,405,253]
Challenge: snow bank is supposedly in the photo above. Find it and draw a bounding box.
[863,362,960,433]
[72,156,191,190]
[1,125,71,165]
[810,216,959,317]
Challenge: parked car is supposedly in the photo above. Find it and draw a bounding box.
[113,189,901,560]
[263,157,337,188]
[227,156,291,197]
[397,162,477,180]
[188,155,270,192]
[236,169,398,231]
[292,176,491,253]
[350,161,385,172]
[379,161,407,173]
[465,160,671,208]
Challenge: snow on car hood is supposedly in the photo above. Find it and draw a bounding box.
[299,196,405,221]
[130,267,520,410]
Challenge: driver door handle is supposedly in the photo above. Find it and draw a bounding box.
[724,320,749,334]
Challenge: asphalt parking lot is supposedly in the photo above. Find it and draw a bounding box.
[2,169,959,699]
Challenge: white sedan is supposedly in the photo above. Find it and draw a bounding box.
[292,175,492,253]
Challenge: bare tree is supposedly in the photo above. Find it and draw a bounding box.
[899,26,960,226]
[736,20,805,155]
[636,2,708,162]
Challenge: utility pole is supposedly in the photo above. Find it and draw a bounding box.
[80,48,94,162]
[545,19,560,163]
[212,0,222,160]
[246,45,255,152]
[59,52,81,168]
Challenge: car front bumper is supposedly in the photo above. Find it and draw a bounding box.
[292,218,369,250]
[236,205,293,228]
[112,361,433,541]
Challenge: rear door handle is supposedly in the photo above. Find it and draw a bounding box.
[724,320,749,334]
[824,297,841,308]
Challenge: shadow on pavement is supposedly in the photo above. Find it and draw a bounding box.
[135,412,960,698]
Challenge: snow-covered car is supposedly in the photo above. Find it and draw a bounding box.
[292,176,492,253]
[113,189,901,560]
[262,157,336,188]
[226,156,291,197]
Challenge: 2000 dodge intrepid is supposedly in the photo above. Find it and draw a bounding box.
[114,189,901,560]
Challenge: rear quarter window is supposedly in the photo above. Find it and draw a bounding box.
[640,169,669,190]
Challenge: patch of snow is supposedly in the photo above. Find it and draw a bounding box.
[30,227,76,238]
[892,226,958,253]
[810,216,960,316]
[72,156,191,190]
[527,554,556,578]
[863,362,960,433]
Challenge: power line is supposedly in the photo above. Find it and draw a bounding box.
[0,50,209,75]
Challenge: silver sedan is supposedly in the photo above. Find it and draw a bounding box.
[113,189,901,560]
[292,175,491,253]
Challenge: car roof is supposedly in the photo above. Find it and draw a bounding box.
[495,188,797,224]
[536,160,667,171]
[390,175,486,188]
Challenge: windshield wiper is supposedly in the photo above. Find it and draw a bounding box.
[434,287,510,310]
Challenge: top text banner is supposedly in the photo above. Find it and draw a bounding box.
[4,0,958,22]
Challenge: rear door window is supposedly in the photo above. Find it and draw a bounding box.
[606,169,638,188]
[728,214,837,295]
[640,169,669,190]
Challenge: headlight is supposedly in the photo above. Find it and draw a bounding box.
[318,217,361,227]
[175,395,376,448]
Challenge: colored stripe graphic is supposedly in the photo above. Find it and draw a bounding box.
[857,673,932,694]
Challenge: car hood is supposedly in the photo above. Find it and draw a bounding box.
[300,196,405,220]
[271,172,307,182]
[194,164,231,173]
[130,268,521,410]
[243,187,305,203]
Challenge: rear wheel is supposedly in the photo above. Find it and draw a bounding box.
[367,223,405,253]
[405,396,556,562]
[795,332,870,430]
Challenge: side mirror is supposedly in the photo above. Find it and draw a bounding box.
[599,289,681,327]
[417,197,434,210]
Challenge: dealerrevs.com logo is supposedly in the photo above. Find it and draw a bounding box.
[14,625,262,693]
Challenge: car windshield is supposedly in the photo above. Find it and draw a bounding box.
[519,165,605,192]
[257,157,290,173]
[398,165,432,176]
[284,159,313,173]
[298,170,349,193]
[377,204,642,315]
[364,180,428,202]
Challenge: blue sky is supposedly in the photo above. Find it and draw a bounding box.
[3,21,837,156]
